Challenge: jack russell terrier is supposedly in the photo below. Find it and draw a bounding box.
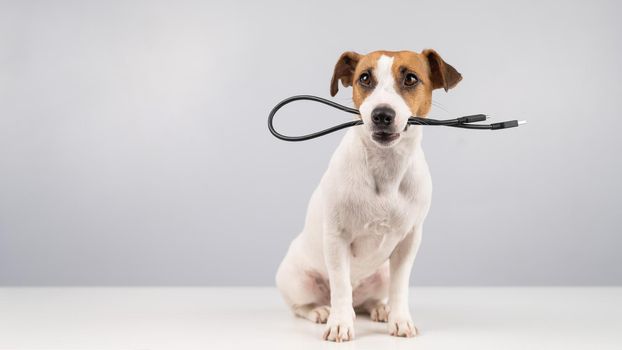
[276,49,462,342]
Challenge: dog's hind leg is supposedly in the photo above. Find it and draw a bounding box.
[293,304,331,324]
[276,238,331,323]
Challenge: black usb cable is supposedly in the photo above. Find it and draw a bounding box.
[268,95,526,142]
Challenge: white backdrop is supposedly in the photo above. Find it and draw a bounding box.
[1,0,621,285]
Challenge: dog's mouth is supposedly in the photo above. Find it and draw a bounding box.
[372,131,400,144]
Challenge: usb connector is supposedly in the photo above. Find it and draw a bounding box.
[491,120,527,130]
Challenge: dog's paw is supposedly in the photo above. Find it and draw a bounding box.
[323,310,355,342]
[370,303,390,322]
[323,320,354,342]
[388,314,418,337]
[309,305,330,324]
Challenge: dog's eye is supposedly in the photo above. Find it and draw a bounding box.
[359,72,371,86]
[404,73,419,87]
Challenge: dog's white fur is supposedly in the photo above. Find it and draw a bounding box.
[276,54,432,341]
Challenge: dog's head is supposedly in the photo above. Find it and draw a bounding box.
[330,50,462,147]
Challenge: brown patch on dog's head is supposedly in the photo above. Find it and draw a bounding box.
[390,51,436,116]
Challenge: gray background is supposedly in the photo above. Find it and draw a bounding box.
[1,0,621,286]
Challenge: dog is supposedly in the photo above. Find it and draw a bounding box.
[275,49,462,342]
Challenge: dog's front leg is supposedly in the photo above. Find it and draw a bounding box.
[388,225,422,337]
[322,227,355,342]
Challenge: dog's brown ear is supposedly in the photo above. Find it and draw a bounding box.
[330,51,362,97]
[423,49,462,92]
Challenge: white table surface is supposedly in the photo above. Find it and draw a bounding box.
[1,287,621,350]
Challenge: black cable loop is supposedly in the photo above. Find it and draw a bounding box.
[268,95,522,142]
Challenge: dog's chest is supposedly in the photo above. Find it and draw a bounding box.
[346,178,421,269]
[347,168,420,232]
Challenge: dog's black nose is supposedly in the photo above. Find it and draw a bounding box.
[371,106,395,127]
